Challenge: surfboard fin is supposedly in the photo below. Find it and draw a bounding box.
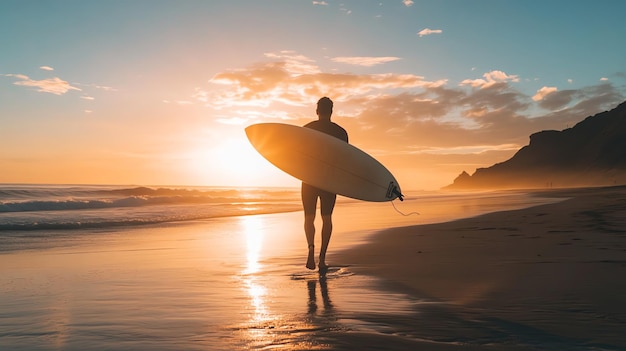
[393,188,404,201]
[387,182,404,201]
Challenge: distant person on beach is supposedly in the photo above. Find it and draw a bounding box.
[302,97,348,271]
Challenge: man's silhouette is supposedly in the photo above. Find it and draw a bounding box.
[301,97,348,270]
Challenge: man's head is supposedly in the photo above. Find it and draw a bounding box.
[316,97,333,120]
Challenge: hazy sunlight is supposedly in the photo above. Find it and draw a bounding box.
[188,136,295,187]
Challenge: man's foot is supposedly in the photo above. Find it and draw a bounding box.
[318,263,329,275]
[318,254,328,273]
[306,245,316,270]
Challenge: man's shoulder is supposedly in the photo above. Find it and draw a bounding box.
[303,121,317,128]
[303,121,348,141]
[332,122,347,133]
[331,123,348,140]
[304,120,345,131]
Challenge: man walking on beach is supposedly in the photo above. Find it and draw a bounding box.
[302,97,348,271]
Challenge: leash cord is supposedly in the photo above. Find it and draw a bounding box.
[391,199,420,216]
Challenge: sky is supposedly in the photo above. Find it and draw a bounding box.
[1,0,625,190]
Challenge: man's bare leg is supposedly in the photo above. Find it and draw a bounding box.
[318,214,333,270]
[305,214,316,270]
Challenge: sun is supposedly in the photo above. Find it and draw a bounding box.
[215,139,268,181]
[188,135,297,188]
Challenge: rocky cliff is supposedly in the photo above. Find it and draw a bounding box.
[445,101,626,189]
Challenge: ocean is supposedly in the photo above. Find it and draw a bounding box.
[0,183,559,233]
[0,184,303,232]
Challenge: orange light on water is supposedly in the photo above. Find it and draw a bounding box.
[242,216,264,275]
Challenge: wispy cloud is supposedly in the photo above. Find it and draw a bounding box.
[39,66,54,71]
[205,53,446,111]
[74,82,117,92]
[331,56,401,67]
[460,70,519,89]
[264,51,321,75]
[417,28,442,37]
[414,143,520,155]
[312,0,328,5]
[535,89,576,110]
[403,0,414,6]
[7,74,81,95]
[163,99,193,105]
[532,86,557,101]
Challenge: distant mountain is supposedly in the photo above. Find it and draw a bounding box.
[445,101,626,190]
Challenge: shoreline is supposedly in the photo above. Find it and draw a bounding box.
[338,185,626,349]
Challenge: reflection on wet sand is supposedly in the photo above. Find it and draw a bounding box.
[242,216,264,275]
[237,213,344,349]
[307,275,334,317]
[235,215,418,350]
[239,216,274,346]
[242,216,268,326]
[303,274,345,350]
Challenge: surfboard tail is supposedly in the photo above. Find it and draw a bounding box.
[386,182,404,201]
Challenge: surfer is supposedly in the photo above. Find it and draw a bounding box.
[302,97,348,271]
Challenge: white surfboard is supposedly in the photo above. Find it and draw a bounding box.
[245,123,403,202]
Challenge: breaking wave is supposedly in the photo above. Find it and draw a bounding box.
[0,185,301,231]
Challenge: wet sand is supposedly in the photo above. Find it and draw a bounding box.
[340,186,626,350]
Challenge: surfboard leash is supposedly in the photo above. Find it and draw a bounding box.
[390,199,420,217]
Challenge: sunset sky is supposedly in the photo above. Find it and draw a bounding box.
[2,0,625,190]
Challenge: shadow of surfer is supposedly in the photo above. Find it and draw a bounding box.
[302,97,349,271]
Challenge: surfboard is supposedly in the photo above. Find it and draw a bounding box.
[245,123,403,202]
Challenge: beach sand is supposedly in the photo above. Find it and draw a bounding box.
[340,186,626,350]
[1,188,624,350]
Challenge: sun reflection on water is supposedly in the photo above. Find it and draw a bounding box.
[239,215,275,346]
[242,215,264,275]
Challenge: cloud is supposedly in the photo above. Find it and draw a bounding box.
[72,82,117,92]
[460,70,519,89]
[532,86,558,101]
[206,53,447,111]
[312,0,328,5]
[600,77,608,81]
[193,52,624,163]
[7,74,81,95]
[39,66,54,71]
[331,56,401,67]
[417,28,442,37]
[403,0,414,6]
[414,143,520,155]
[264,51,320,75]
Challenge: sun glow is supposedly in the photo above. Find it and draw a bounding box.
[187,134,296,187]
